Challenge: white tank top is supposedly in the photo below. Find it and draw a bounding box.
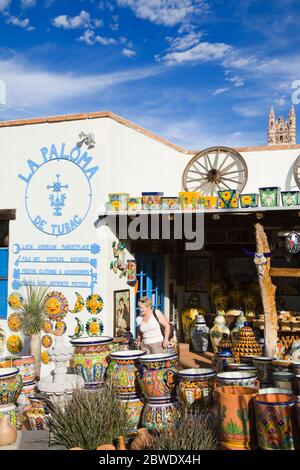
[137,311,164,345]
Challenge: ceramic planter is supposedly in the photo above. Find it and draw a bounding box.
[254,393,299,450]
[259,187,280,207]
[177,368,216,410]
[281,191,300,207]
[108,350,146,395]
[272,359,293,373]
[215,350,235,373]
[272,372,295,393]
[0,404,19,429]
[216,385,258,450]
[233,323,261,363]
[218,190,239,209]
[226,364,257,374]
[258,387,293,395]
[141,192,163,210]
[12,356,35,382]
[116,394,145,432]
[161,197,179,210]
[189,315,210,353]
[138,353,178,399]
[179,192,200,210]
[142,397,182,432]
[216,371,259,389]
[0,367,23,405]
[252,357,274,387]
[239,194,259,208]
[70,336,114,387]
[16,380,36,406]
[25,397,49,431]
[202,196,218,209]
[108,193,129,211]
[293,361,300,376]
[127,197,142,211]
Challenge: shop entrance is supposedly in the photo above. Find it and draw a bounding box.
[134,254,164,321]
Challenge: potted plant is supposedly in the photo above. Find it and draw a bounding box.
[19,285,49,380]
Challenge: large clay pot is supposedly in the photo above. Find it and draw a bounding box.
[116,394,145,432]
[108,350,146,395]
[216,371,259,389]
[0,367,23,405]
[138,353,178,399]
[252,357,274,387]
[177,368,216,411]
[189,315,209,353]
[216,385,257,450]
[142,397,182,432]
[70,336,113,386]
[12,356,35,383]
[254,393,299,450]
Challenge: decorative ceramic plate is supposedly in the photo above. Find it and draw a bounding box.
[55,320,67,334]
[8,292,24,311]
[45,291,69,321]
[6,335,23,354]
[42,320,53,334]
[85,294,104,315]
[7,313,22,332]
[69,292,85,314]
[41,335,53,349]
[85,318,104,336]
[41,351,52,364]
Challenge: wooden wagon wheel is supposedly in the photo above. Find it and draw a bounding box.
[293,154,300,189]
[182,146,248,195]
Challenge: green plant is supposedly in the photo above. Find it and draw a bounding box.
[147,407,219,450]
[48,381,132,450]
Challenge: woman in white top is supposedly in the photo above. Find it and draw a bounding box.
[136,296,171,354]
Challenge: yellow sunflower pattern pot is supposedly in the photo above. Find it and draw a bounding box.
[218,190,239,209]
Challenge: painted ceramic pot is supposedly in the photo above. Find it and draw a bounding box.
[25,397,49,431]
[116,394,145,432]
[190,315,210,353]
[252,357,274,387]
[272,359,293,373]
[218,190,239,209]
[281,191,300,207]
[179,191,200,210]
[142,397,182,432]
[258,388,293,395]
[0,367,23,405]
[12,356,35,382]
[272,372,295,393]
[254,393,299,450]
[233,323,261,363]
[239,193,259,208]
[215,349,235,373]
[161,197,179,210]
[128,197,142,211]
[141,192,163,210]
[108,193,129,211]
[70,336,114,386]
[0,404,19,429]
[216,371,259,389]
[138,353,178,399]
[259,187,280,207]
[226,364,257,374]
[202,196,218,209]
[216,386,258,450]
[108,350,146,395]
[209,314,230,353]
[0,357,12,368]
[16,380,36,406]
[177,368,216,410]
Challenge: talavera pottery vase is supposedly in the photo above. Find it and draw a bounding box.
[0,415,17,446]
[138,353,178,399]
[116,394,145,433]
[0,367,23,405]
[233,323,261,363]
[216,371,259,389]
[12,356,35,383]
[210,314,230,353]
[142,397,182,432]
[108,350,146,395]
[254,393,299,450]
[252,357,274,387]
[177,368,216,411]
[217,333,233,353]
[189,315,210,353]
[216,385,257,450]
[70,336,114,387]
[24,396,49,431]
[272,372,295,393]
[0,404,18,429]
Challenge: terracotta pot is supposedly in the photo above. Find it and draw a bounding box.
[254,393,299,450]
[12,356,35,382]
[0,367,23,405]
[0,415,17,446]
[130,428,151,450]
[70,336,113,386]
[142,397,181,432]
[96,444,116,450]
[108,350,146,395]
[216,385,258,450]
[138,353,178,399]
[177,368,216,410]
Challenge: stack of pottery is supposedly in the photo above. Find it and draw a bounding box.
[189,315,209,353]
[108,350,146,432]
[216,386,258,450]
[0,367,22,430]
[139,353,181,432]
[70,336,114,388]
[177,368,216,412]
[23,396,50,431]
[12,356,36,407]
[254,393,299,450]
[210,313,230,353]
[233,323,261,363]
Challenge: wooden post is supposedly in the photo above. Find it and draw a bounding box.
[255,223,278,357]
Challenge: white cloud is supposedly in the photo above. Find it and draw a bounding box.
[116,0,206,27]
[159,41,232,66]
[6,15,35,31]
[212,87,229,96]
[232,105,265,117]
[122,48,136,57]
[226,76,244,87]
[78,29,117,46]
[0,0,11,11]
[166,31,202,52]
[53,10,91,29]
[20,0,36,8]
[276,97,285,106]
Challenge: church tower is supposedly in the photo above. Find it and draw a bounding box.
[268,106,296,145]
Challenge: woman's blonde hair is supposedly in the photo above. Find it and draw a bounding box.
[138,296,152,308]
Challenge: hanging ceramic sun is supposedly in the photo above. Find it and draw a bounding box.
[8,292,24,311]
[45,291,69,321]
[41,351,52,365]
[285,231,300,254]
[86,317,104,337]
[6,335,23,354]
[41,335,53,349]
[55,320,67,334]
[69,317,84,339]
[42,320,53,334]
[69,292,85,314]
[7,313,22,332]
[86,293,104,315]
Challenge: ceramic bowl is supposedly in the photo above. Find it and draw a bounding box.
[258,387,293,395]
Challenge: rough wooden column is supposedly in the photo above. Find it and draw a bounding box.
[255,223,278,357]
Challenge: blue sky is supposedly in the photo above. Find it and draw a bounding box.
[0,0,300,149]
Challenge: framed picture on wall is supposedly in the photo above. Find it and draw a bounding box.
[185,256,211,292]
[113,289,130,337]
